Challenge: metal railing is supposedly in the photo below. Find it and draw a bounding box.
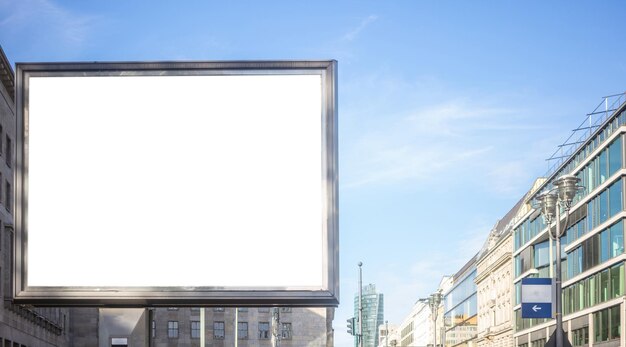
[545,92,626,178]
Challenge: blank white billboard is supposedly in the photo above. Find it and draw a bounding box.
[14,61,338,307]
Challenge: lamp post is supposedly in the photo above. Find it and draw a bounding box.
[535,174,582,347]
[358,262,363,347]
[428,291,442,347]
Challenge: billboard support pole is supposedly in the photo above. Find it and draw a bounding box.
[200,308,205,347]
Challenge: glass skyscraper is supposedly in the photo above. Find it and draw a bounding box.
[354,284,384,347]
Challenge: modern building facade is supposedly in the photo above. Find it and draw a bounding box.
[444,256,478,347]
[354,284,384,347]
[513,94,626,347]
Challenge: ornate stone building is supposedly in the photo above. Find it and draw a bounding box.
[475,179,544,347]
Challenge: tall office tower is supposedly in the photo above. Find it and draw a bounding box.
[354,284,384,347]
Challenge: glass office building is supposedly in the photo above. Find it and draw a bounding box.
[513,96,626,347]
[444,256,478,347]
[354,284,384,347]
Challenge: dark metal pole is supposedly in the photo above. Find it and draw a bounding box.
[358,262,363,347]
[555,207,563,347]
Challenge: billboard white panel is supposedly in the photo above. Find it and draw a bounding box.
[14,61,338,307]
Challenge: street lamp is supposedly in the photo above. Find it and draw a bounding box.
[358,262,363,347]
[535,174,582,347]
[428,291,442,347]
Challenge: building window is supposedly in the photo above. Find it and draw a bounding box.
[258,307,270,313]
[565,221,624,282]
[151,320,156,338]
[530,339,545,347]
[167,307,178,311]
[280,307,292,313]
[280,322,292,339]
[594,305,621,343]
[4,135,10,167]
[167,321,178,338]
[191,321,201,339]
[238,307,248,313]
[4,181,9,213]
[259,322,270,339]
[213,321,225,339]
[213,307,225,312]
[587,179,623,231]
[571,326,589,346]
[191,307,200,311]
[238,322,248,339]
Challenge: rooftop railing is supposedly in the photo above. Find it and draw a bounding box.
[545,92,626,178]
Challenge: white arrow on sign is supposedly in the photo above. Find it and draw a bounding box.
[532,305,541,312]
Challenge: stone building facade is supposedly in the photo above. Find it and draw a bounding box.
[0,45,72,347]
[149,307,332,347]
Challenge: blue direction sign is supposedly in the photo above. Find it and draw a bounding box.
[521,278,553,319]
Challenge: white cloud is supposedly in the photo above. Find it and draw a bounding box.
[342,15,378,41]
[343,97,529,188]
[344,142,492,189]
[0,0,96,51]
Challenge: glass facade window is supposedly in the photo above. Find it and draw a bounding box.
[444,268,477,346]
[593,305,621,343]
[563,262,624,315]
[514,216,546,251]
[514,309,549,332]
[571,326,589,346]
[566,220,623,279]
[609,136,623,174]
[534,241,550,268]
[515,247,533,277]
[587,179,623,232]
[445,270,477,312]
[577,137,623,198]
[531,339,545,347]
[565,217,588,245]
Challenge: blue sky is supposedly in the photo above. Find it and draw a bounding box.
[2,1,626,345]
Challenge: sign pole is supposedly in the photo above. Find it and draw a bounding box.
[555,208,563,347]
